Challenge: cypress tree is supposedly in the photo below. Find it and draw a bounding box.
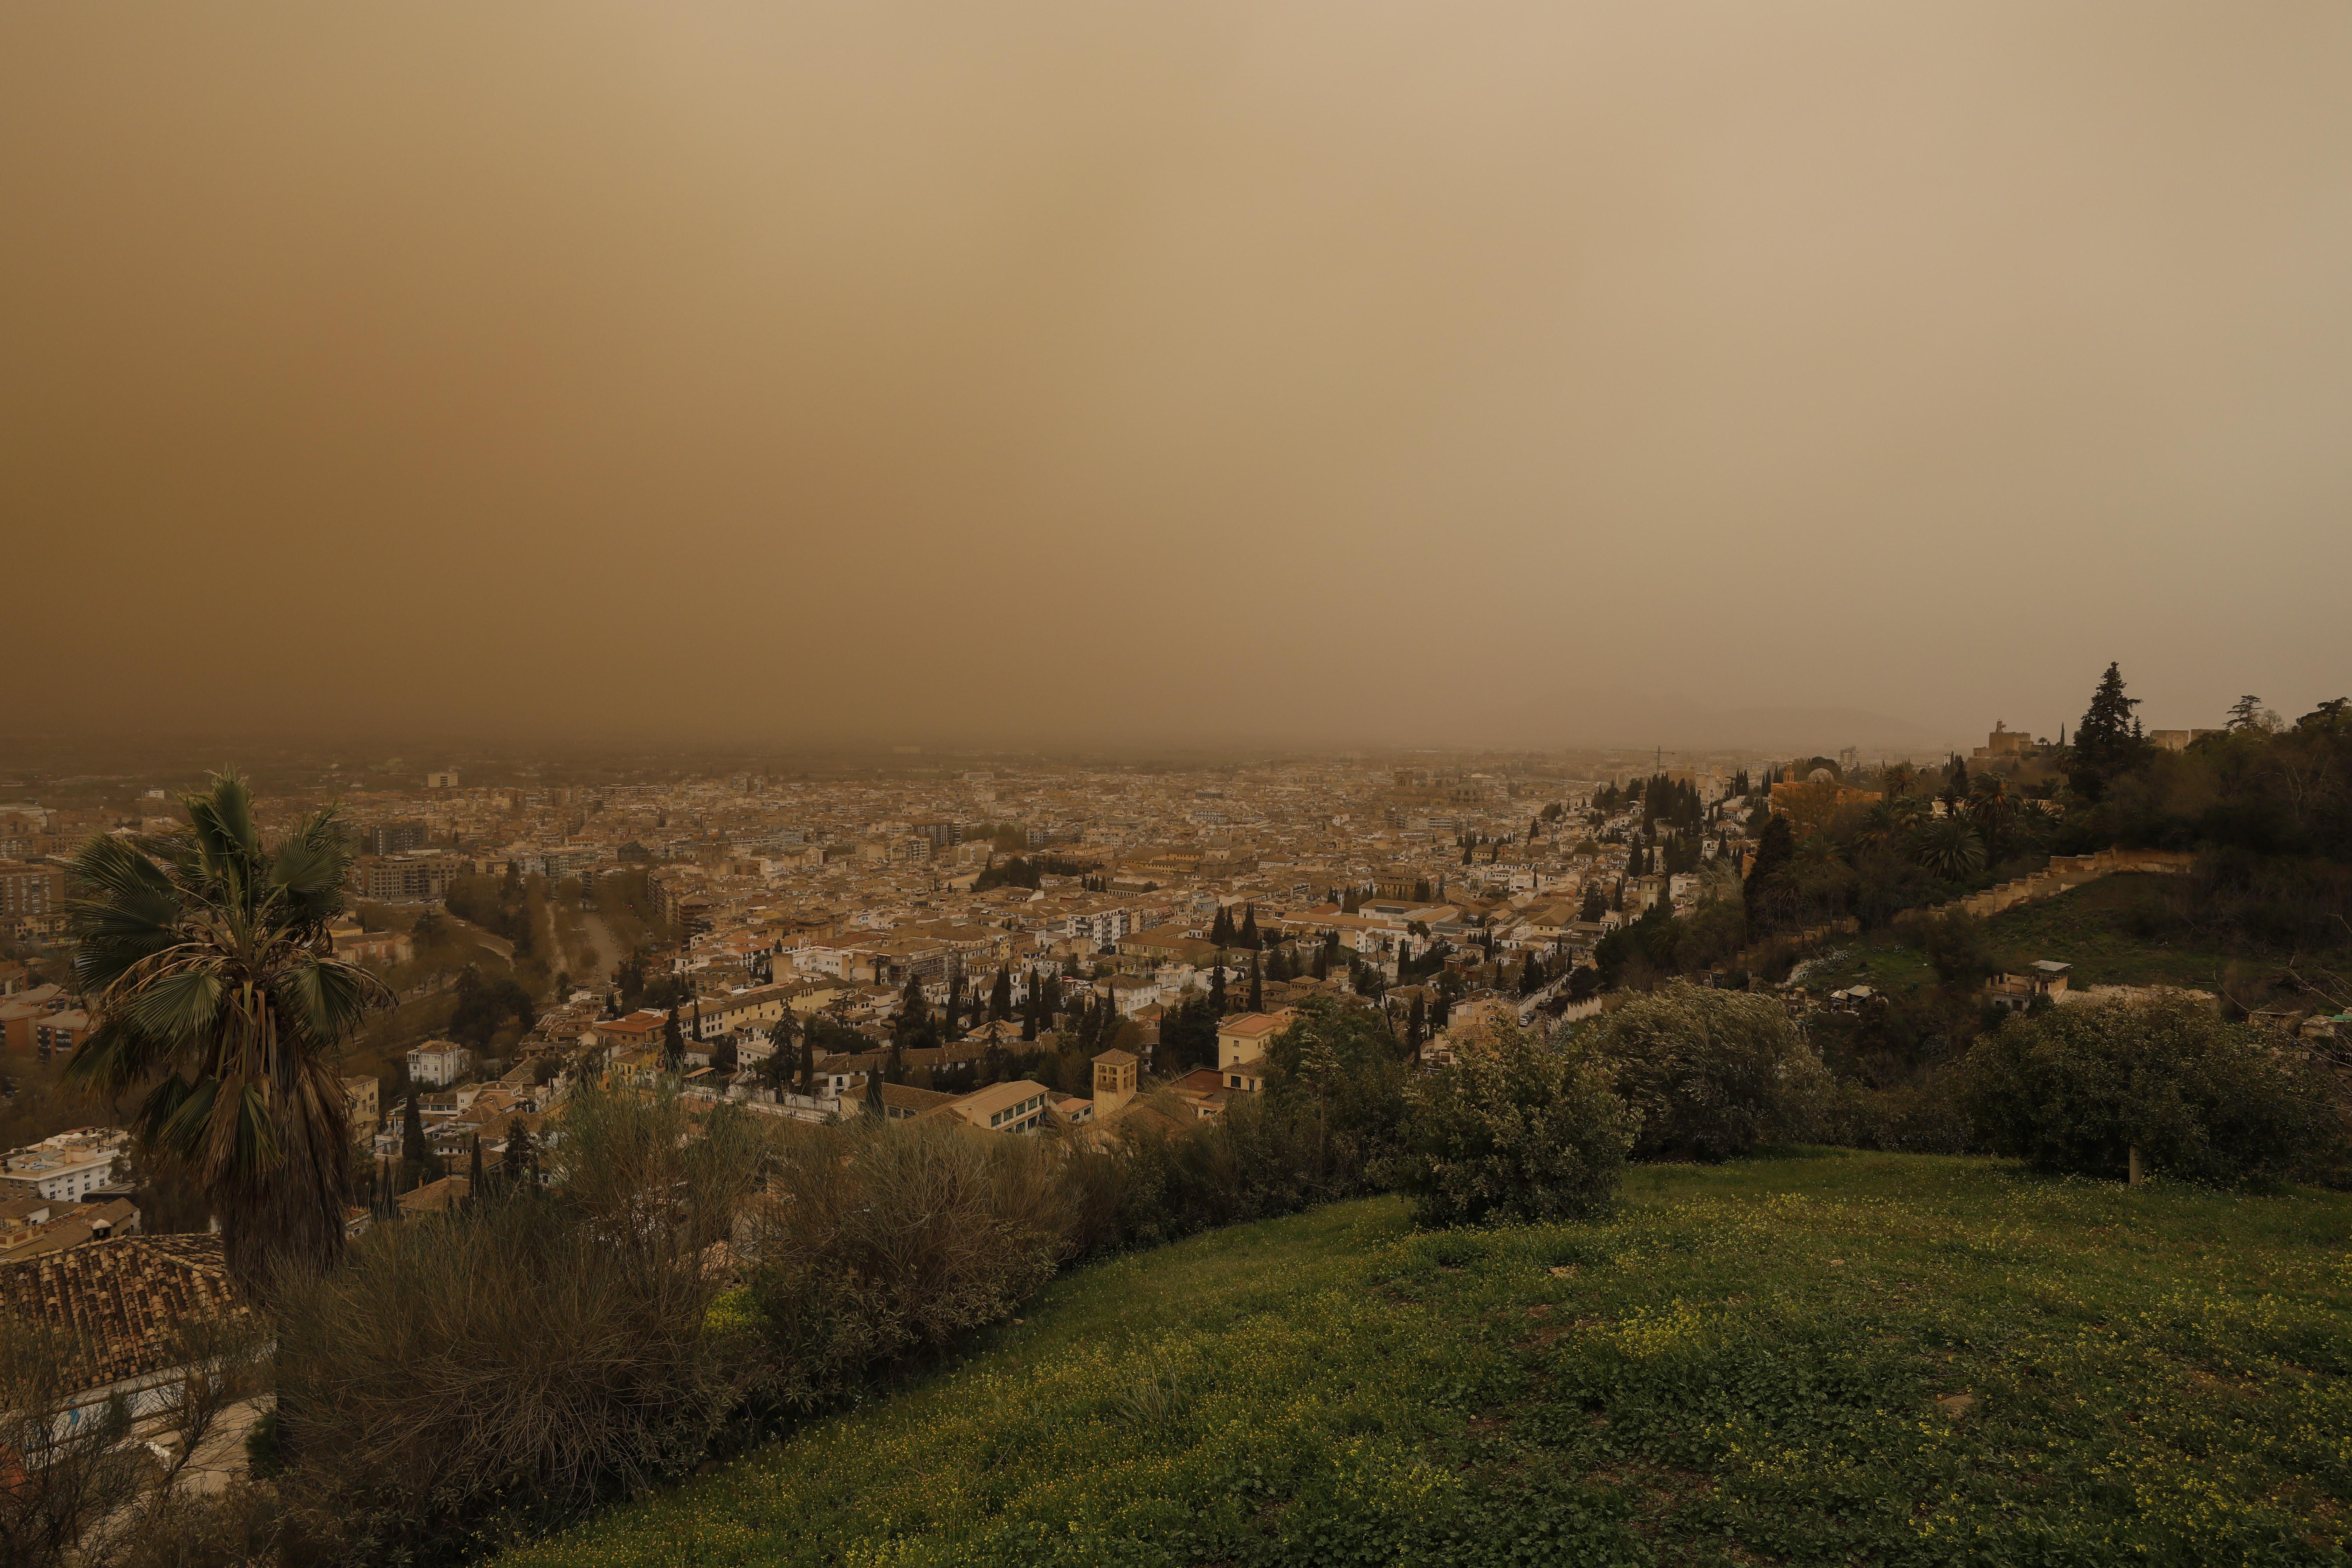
[505,1117,536,1190]
[1744,814,1795,917]
[400,1088,428,1191]
[661,1009,684,1075]
[989,963,1013,1022]
[1021,968,1040,1042]
[1248,951,1263,1012]
[1239,905,1260,950]
[467,1134,483,1205]
[1209,956,1227,1015]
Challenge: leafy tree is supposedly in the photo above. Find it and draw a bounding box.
[1160,994,1219,1071]
[63,773,392,1291]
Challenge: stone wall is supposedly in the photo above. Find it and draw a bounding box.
[1895,847,2197,927]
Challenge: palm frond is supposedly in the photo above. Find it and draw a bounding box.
[269,955,394,1048]
[65,831,179,903]
[154,1076,222,1165]
[61,1018,180,1099]
[117,961,228,1050]
[131,1073,196,1148]
[269,820,357,928]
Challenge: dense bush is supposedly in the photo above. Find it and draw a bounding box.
[1396,1023,1634,1227]
[1959,997,2347,1186]
[267,1088,764,1559]
[1585,983,1829,1162]
[1817,1072,1977,1155]
[1919,909,1996,987]
[744,1118,1071,1414]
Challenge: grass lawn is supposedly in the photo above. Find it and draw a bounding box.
[499,1153,2352,1567]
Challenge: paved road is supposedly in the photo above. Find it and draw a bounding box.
[440,913,513,962]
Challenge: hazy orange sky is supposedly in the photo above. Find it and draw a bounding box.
[5,3,2348,753]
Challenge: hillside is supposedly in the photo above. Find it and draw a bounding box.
[1805,872,2250,998]
[501,1153,2352,1567]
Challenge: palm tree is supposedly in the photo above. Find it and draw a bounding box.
[1914,816,1986,882]
[63,773,391,1293]
[1968,773,2019,867]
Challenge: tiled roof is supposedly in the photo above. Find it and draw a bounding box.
[0,1233,242,1390]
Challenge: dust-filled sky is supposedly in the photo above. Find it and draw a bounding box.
[5,3,2349,754]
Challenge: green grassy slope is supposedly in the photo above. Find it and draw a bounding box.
[502,1153,2352,1567]
[1807,872,2242,996]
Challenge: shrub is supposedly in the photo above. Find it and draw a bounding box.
[1397,1023,1634,1227]
[743,1118,1072,1414]
[1919,909,1996,987]
[268,1085,764,1559]
[1586,982,1827,1161]
[271,1195,745,1559]
[1958,997,2347,1186]
[1819,1072,1976,1155]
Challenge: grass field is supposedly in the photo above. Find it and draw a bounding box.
[1806,872,2243,998]
[499,1152,2352,1567]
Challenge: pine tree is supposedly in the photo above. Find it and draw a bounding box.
[2069,661,2145,800]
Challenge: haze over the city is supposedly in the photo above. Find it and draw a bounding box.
[5,1,2348,752]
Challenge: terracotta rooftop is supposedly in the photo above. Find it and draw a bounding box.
[0,1232,243,1391]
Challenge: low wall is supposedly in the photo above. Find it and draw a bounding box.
[1894,847,2196,927]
